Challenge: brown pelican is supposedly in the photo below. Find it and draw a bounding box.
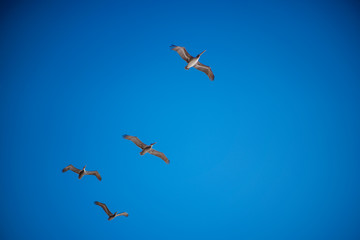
[62,164,102,181]
[170,44,214,81]
[123,134,169,164]
[94,201,129,221]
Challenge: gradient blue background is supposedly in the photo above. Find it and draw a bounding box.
[1,1,360,239]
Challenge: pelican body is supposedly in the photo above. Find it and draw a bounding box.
[140,143,156,155]
[78,166,86,179]
[185,50,206,69]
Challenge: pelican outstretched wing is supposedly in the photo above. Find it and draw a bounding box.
[85,171,102,181]
[123,135,147,149]
[194,62,215,81]
[149,149,169,164]
[170,45,193,63]
[62,164,81,174]
[95,201,113,217]
[116,212,129,217]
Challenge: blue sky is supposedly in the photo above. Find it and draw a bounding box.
[1,0,360,239]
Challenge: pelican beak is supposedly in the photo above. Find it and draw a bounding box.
[199,50,206,56]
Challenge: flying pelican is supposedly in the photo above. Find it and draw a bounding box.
[123,134,169,164]
[170,44,214,81]
[62,164,102,181]
[94,201,129,221]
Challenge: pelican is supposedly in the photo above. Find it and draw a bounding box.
[62,164,102,181]
[123,134,169,164]
[170,44,214,81]
[94,201,129,221]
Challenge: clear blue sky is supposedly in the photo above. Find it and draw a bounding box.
[1,1,360,239]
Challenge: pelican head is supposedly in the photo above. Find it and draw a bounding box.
[83,165,86,170]
[150,142,157,146]
[114,211,117,216]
